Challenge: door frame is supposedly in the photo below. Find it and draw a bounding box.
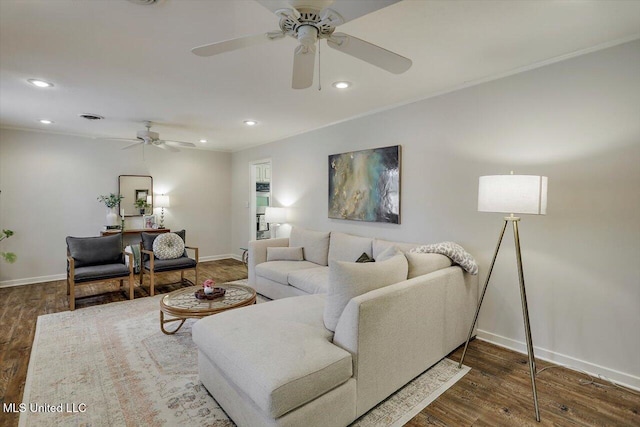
[249,158,271,242]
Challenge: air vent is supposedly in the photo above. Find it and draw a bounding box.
[79,113,104,121]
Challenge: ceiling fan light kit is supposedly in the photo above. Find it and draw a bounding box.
[192,0,411,89]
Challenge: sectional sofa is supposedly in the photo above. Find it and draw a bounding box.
[193,227,478,427]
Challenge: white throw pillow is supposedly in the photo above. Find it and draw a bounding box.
[323,253,408,331]
[375,245,400,262]
[405,252,452,279]
[328,232,373,263]
[289,226,330,266]
[152,233,185,260]
[267,246,304,262]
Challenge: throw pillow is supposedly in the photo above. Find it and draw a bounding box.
[355,252,374,263]
[328,232,373,263]
[405,252,452,279]
[289,226,330,266]
[267,246,304,262]
[323,253,409,331]
[375,245,400,262]
[152,233,185,260]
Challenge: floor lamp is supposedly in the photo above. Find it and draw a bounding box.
[459,173,548,422]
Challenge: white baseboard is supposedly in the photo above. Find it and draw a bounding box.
[0,255,244,288]
[476,329,640,391]
[0,274,66,288]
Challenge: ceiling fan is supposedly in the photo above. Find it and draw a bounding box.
[191,0,412,89]
[101,121,196,152]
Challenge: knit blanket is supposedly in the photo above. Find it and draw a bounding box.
[409,242,478,275]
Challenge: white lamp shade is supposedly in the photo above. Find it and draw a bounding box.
[155,194,170,208]
[265,207,287,224]
[478,175,547,215]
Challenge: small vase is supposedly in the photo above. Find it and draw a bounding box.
[204,287,214,295]
[106,208,118,226]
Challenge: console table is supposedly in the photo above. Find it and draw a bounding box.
[100,228,170,237]
[101,228,170,248]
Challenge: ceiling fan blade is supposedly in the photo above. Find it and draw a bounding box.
[122,142,141,150]
[192,32,284,57]
[98,137,139,142]
[292,44,316,89]
[327,32,411,74]
[325,0,399,23]
[162,140,197,148]
[155,142,180,153]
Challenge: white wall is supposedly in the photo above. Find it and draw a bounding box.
[230,40,640,388]
[0,129,233,285]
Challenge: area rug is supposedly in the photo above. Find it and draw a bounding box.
[20,280,470,427]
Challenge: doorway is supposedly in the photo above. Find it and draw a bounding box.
[250,159,271,241]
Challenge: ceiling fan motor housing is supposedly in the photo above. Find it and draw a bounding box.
[278,7,342,41]
[137,129,159,142]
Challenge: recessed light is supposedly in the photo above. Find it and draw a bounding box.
[39,119,54,124]
[332,81,351,89]
[244,120,258,126]
[28,79,54,88]
[199,139,207,143]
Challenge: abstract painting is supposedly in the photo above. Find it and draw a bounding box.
[328,145,401,224]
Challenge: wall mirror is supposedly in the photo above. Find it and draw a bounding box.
[119,175,153,216]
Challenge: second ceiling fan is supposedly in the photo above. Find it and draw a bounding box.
[191,0,412,89]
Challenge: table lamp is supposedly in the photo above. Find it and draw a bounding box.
[155,194,170,229]
[459,172,548,422]
[265,207,287,238]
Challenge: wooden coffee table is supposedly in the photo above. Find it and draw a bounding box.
[159,283,256,334]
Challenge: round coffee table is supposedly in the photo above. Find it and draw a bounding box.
[159,283,256,334]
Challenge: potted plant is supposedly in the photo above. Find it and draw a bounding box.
[98,193,124,226]
[134,198,150,215]
[1,229,16,263]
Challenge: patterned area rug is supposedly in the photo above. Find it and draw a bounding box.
[20,280,470,427]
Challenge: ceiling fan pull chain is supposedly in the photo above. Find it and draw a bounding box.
[318,39,322,91]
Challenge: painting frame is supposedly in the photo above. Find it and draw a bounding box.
[328,145,401,224]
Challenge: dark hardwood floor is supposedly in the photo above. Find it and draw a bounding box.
[1,259,638,426]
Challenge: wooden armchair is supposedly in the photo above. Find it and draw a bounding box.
[66,234,134,310]
[139,230,198,296]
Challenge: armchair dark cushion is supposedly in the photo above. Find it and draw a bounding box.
[74,264,131,283]
[67,234,123,268]
[141,230,186,262]
[143,257,197,273]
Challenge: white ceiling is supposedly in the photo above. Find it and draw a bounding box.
[1,0,639,152]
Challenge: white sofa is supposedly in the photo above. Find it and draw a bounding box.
[193,228,478,427]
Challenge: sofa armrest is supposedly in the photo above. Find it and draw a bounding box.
[333,266,478,417]
[248,238,289,285]
[185,246,199,263]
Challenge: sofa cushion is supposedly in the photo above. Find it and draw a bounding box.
[192,295,352,418]
[255,260,320,285]
[267,246,304,262]
[405,252,452,279]
[289,227,330,266]
[328,232,373,263]
[288,267,330,294]
[323,253,409,331]
[66,234,123,268]
[372,238,420,260]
